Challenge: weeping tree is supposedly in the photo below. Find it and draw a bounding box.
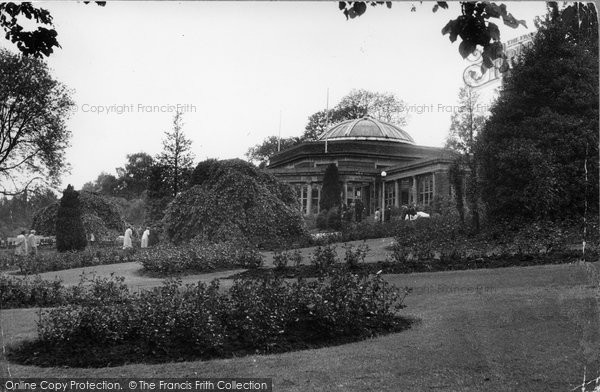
[162,159,306,247]
[55,185,86,252]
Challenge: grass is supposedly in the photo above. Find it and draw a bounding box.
[1,261,599,391]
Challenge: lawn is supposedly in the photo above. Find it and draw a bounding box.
[1,257,598,391]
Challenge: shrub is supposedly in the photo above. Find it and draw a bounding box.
[1,273,132,309]
[272,249,303,269]
[326,207,342,230]
[33,190,126,240]
[343,242,370,268]
[163,159,306,248]
[310,244,338,270]
[272,250,288,269]
[387,216,600,264]
[11,247,137,275]
[136,239,264,275]
[22,271,410,366]
[56,185,87,252]
[315,210,328,230]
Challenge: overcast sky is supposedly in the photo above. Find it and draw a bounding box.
[2,1,548,189]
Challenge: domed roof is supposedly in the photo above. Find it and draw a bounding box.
[318,116,415,144]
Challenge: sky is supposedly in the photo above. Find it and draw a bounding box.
[1,1,549,189]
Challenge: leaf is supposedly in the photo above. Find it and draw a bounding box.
[437,2,448,10]
[487,22,500,41]
[353,2,367,16]
[386,1,392,9]
[481,54,494,70]
[441,19,454,35]
[433,4,439,13]
[484,2,502,18]
[339,2,346,10]
[484,41,503,60]
[458,40,476,59]
[502,13,520,29]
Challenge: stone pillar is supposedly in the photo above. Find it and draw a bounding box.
[344,181,348,205]
[381,180,386,221]
[411,176,418,205]
[306,183,312,216]
[432,172,436,198]
[394,180,400,207]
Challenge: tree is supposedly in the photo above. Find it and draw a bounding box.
[145,163,171,226]
[245,136,301,168]
[445,86,486,229]
[191,158,219,186]
[0,49,74,195]
[163,159,305,246]
[115,152,154,199]
[157,111,195,197]
[303,89,407,141]
[319,163,342,211]
[0,2,105,58]
[477,4,598,221]
[339,1,525,73]
[55,185,87,252]
[34,190,125,239]
[82,172,119,196]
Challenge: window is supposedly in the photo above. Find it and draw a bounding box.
[384,181,395,208]
[311,186,320,215]
[296,185,308,214]
[418,174,434,206]
[400,179,410,205]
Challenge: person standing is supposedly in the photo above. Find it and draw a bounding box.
[374,208,381,223]
[123,227,133,250]
[141,227,150,248]
[355,199,364,222]
[27,230,38,256]
[14,230,28,257]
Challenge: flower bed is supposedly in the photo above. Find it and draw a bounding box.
[388,217,598,264]
[0,274,131,309]
[8,272,411,367]
[136,239,264,275]
[5,248,137,275]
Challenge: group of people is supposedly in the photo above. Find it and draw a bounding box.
[14,230,38,257]
[341,200,365,223]
[373,205,430,222]
[122,226,151,250]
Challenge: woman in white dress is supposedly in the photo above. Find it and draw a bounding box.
[14,231,28,257]
[141,227,150,248]
[123,227,133,249]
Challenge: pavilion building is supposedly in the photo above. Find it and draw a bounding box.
[266,116,456,217]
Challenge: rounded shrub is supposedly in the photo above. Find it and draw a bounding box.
[162,159,307,247]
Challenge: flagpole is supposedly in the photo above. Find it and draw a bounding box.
[278,110,282,152]
[325,88,330,153]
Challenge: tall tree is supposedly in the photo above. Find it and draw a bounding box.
[319,163,342,211]
[303,89,408,141]
[157,112,195,197]
[0,48,74,195]
[115,152,154,199]
[477,4,598,221]
[55,185,87,252]
[145,163,172,226]
[445,86,486,229]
